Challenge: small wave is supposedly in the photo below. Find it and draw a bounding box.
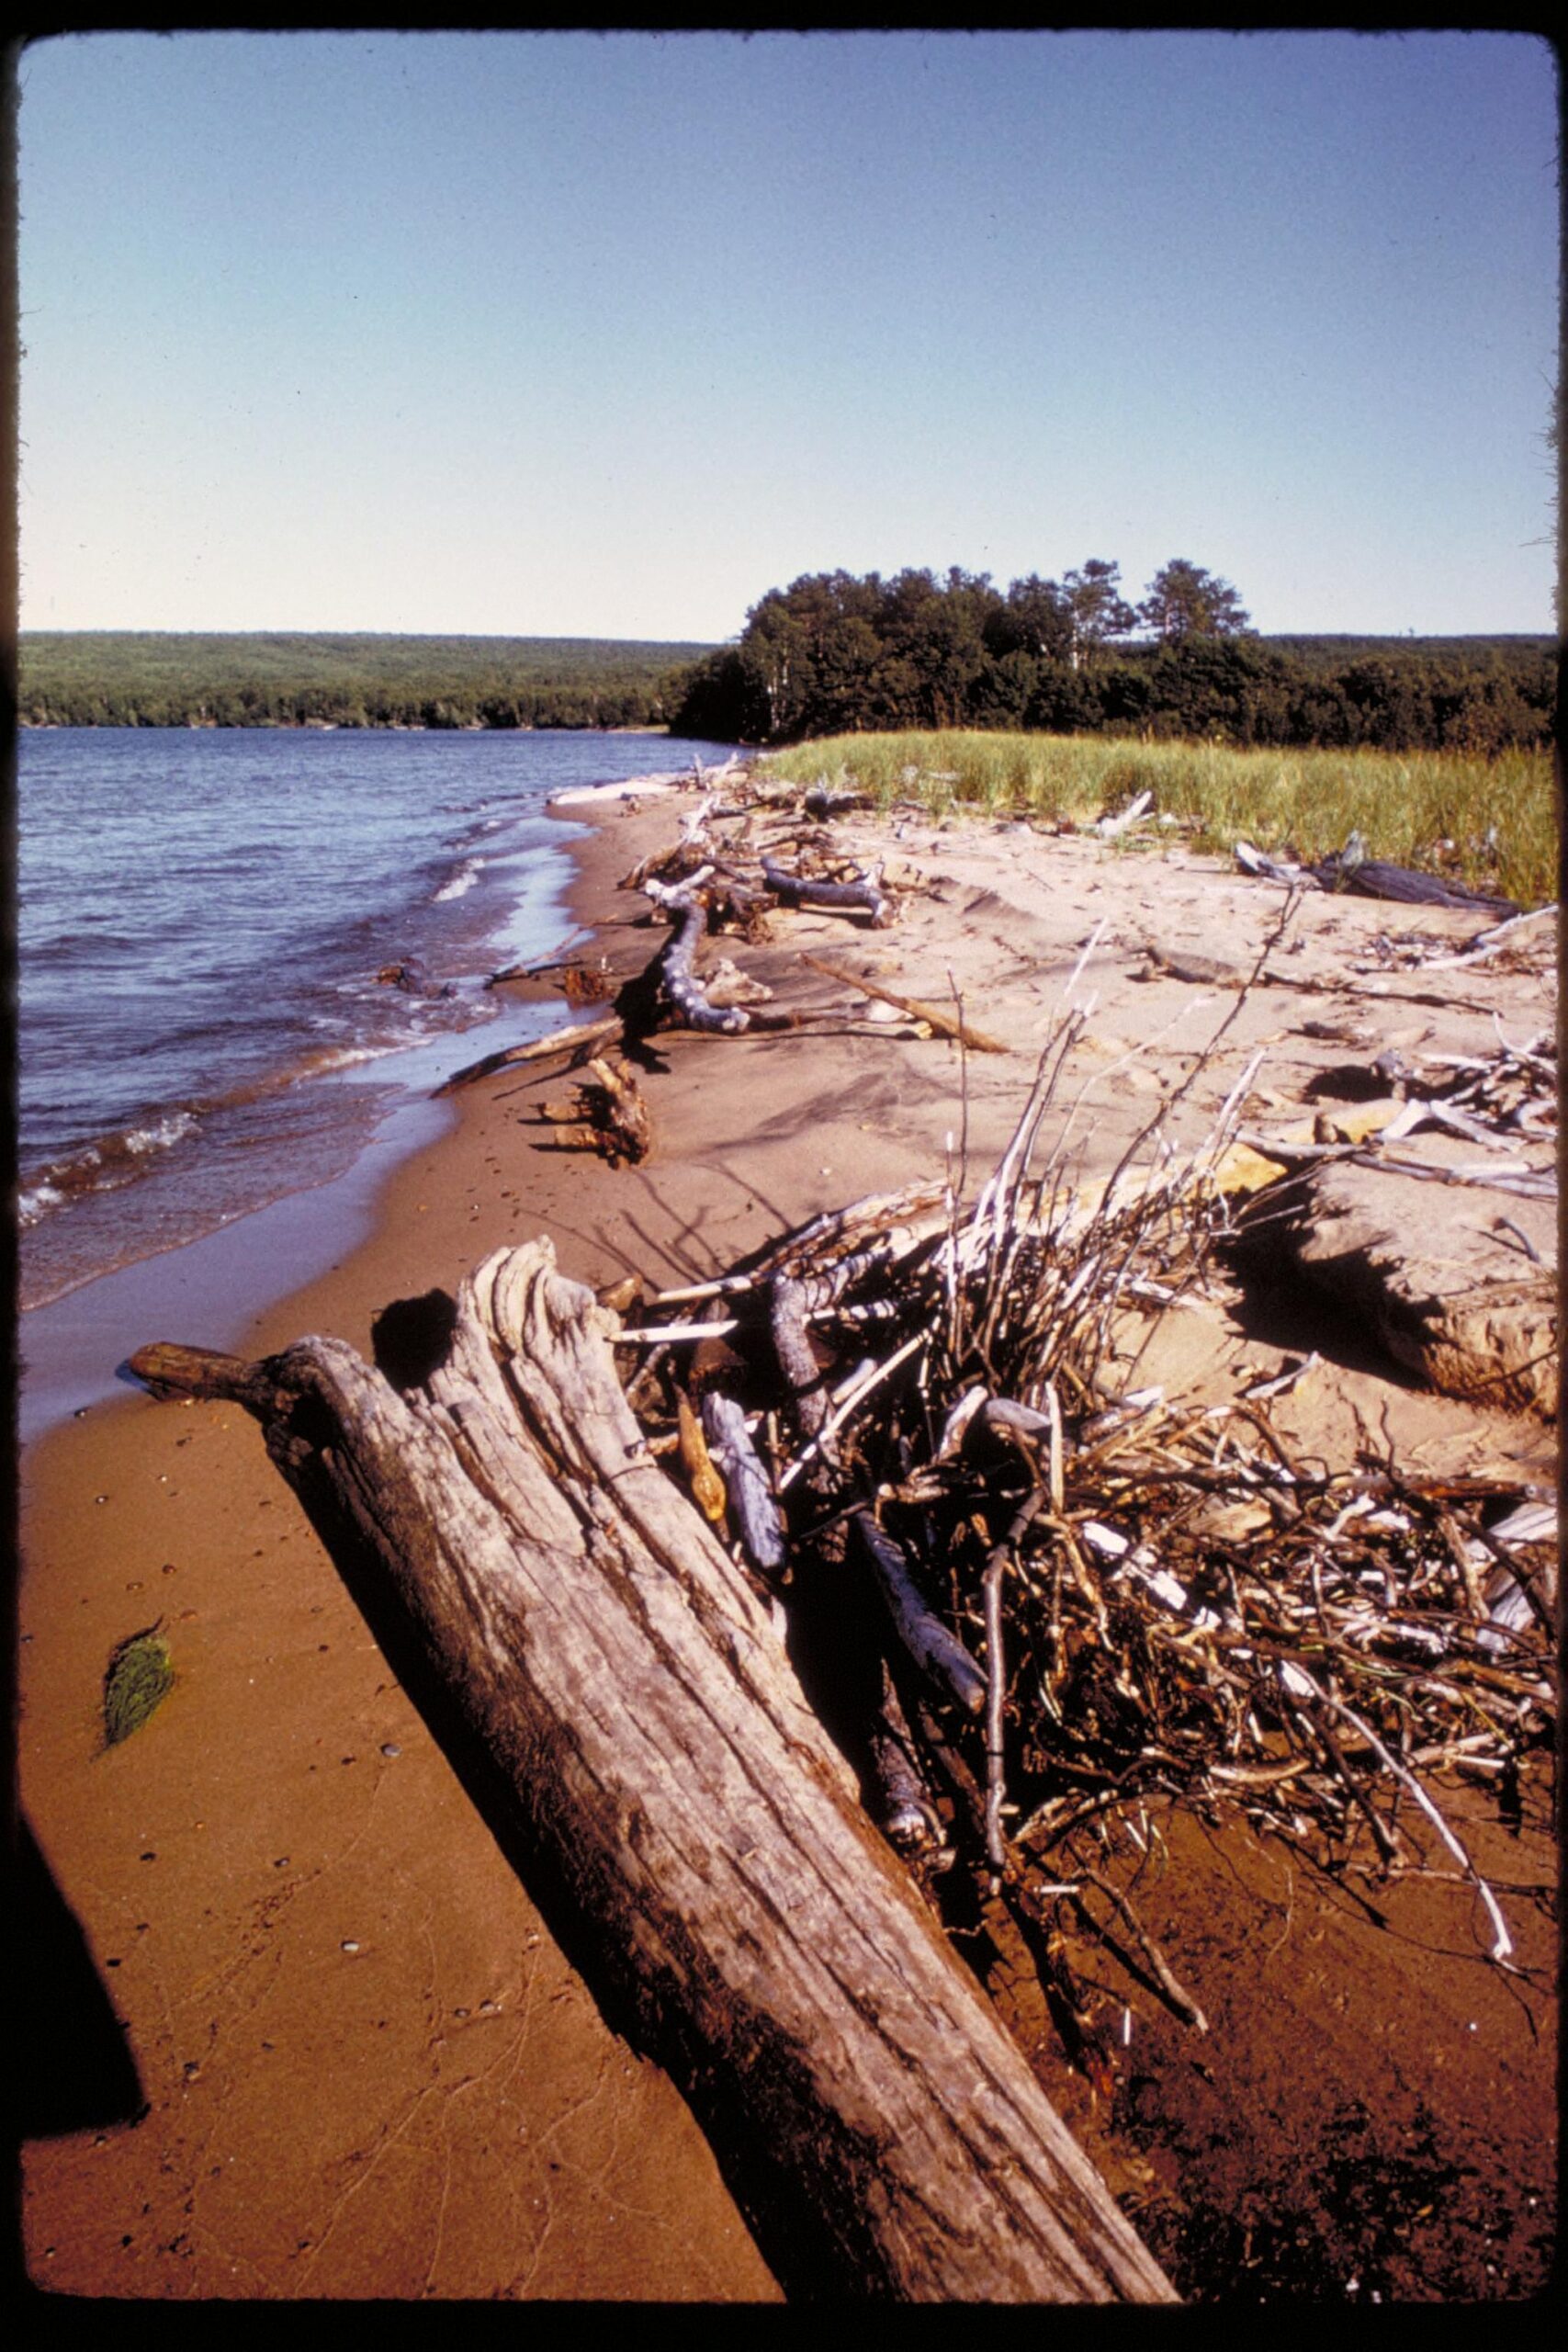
[17,1181,67,1227]
[126,1111,200,1154]
[433,858,483,903]
[292,1042,389,1079]
[20,1047,401,1225]
[19,1109,200,1220]
[191,1043,392,1113]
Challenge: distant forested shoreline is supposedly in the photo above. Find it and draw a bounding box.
[16,630,716,732]
[17,594,1559,755]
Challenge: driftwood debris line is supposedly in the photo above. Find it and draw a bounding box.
[427,795,1546,2058]
[130,1246,1174,2305]
[444,807,995,1091]
[610,1023,1554,2056]
[131,898,1555,2279]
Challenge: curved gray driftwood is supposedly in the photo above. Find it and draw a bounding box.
[648,880,751,1034]
[130,1240,1174,2305]
[761,855,893,927]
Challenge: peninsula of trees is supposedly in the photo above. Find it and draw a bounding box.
[667,561,1553,757]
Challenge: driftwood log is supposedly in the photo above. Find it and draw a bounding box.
[648,877,754,1035]
[436,1013,624,1093]
[1310,847,1520,917]
[760,855,893,928]
[130,1241,1174,2304]
[539,1055,653,1166]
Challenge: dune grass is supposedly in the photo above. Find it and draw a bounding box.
[759,730,1557,907]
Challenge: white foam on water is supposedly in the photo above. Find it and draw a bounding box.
[17,1182,67,1227]
[21,1109,203,1227]
[434,857,483,901]
[124,1109,199,1156]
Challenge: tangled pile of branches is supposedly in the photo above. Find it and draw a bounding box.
[609,1007,1556,2046]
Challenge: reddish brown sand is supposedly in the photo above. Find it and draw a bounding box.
[17,786,1557,2301]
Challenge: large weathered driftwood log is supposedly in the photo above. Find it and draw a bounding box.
[761,855,893,927]
[649,879,753,1035]
[1310,844,1520,916]
[130,1241,1174,2304]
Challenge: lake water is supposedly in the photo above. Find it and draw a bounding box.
[15,727,737,1432]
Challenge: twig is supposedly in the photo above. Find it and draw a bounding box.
[776,1331,928,1494]
[1283,1671,1513,1961]
[1071,1865,1209,2032]
[800,953,1009,1053]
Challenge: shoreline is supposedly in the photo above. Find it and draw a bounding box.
[15,723,740,1363]
[15,770,716,1446]
[18,783,1557,2300]
[17,788,787,2301]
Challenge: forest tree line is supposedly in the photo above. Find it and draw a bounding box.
[17,582,1556,755]
[666,561,1556,756]
[17,630,713,732]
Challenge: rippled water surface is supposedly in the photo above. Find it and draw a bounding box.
[17,727,735,1311]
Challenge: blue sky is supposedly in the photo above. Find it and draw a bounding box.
[16,28,1560,641]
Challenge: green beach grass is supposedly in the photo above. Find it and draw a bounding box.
[759,729,1556,908]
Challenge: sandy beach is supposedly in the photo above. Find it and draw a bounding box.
[17,780,1557,2301]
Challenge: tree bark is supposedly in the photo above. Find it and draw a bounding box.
[129,1240,1175,2304]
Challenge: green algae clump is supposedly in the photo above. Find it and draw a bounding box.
[102,1625,175,1748]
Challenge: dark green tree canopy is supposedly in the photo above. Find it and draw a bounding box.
[990,574,1073,663]
[666,560,1549,753]
[1137,560,1253,644]
[1061,560,1138,663]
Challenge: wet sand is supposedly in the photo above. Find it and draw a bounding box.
[17,785,1558,2300]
